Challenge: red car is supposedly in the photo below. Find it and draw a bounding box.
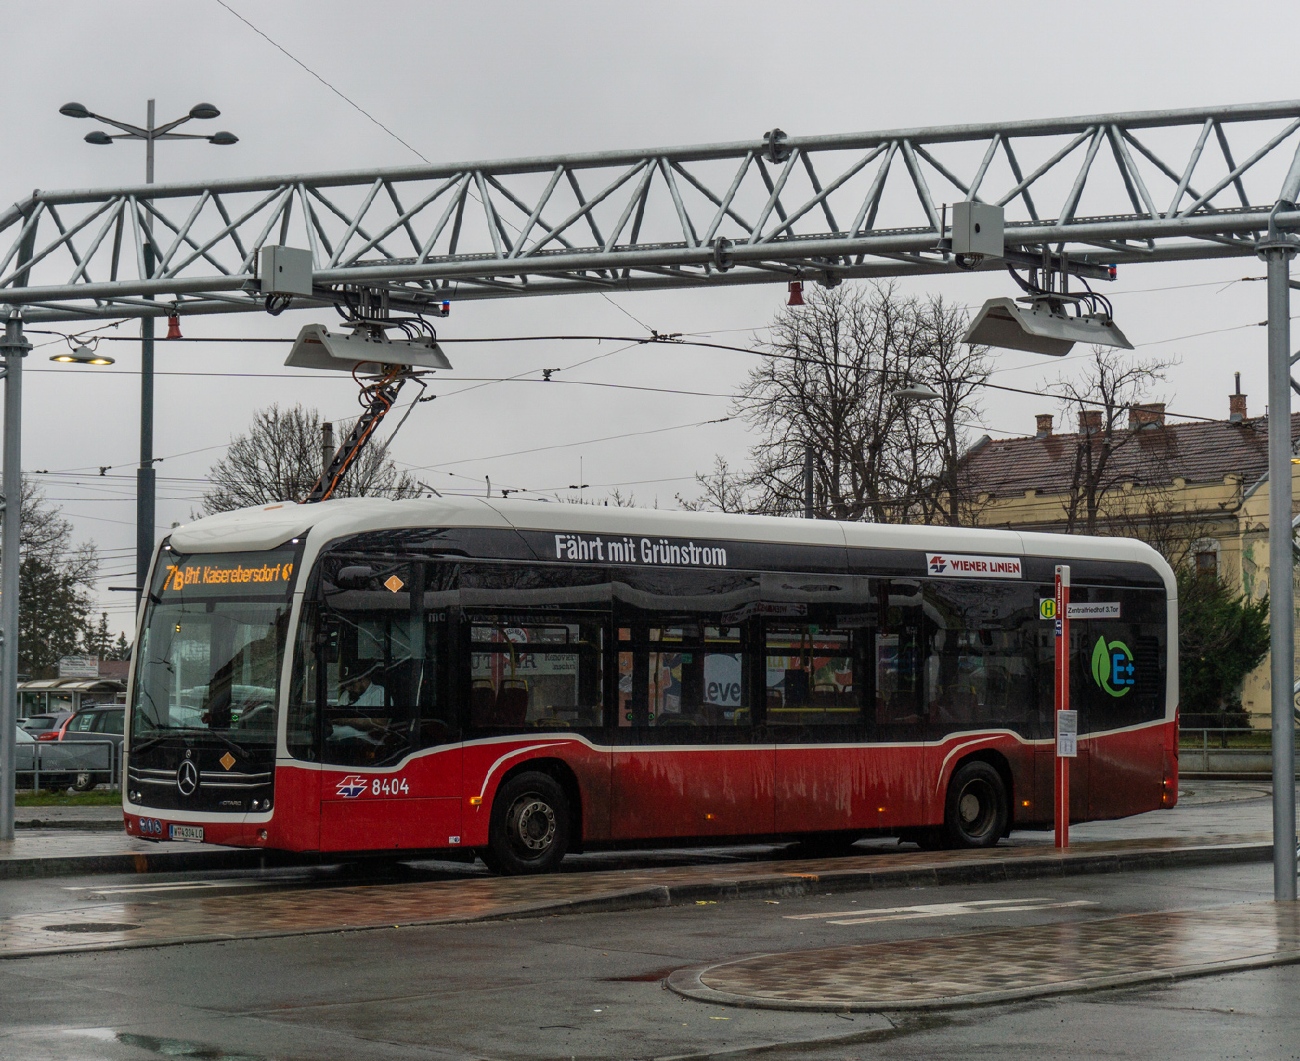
[22,711,73,741]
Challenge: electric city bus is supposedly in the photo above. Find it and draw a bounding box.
[122,497,1178,873]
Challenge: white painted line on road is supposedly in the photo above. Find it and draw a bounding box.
[785,897,1098,926]
[827,899,1097,925]
[64,877,310,897]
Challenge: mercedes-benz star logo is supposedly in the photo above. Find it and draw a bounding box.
[176,759,200,797]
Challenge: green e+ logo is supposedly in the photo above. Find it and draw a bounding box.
[1090,636,1135,698]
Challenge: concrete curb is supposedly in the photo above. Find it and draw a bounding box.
[0,847,284,880]
[1181,772,1298,782]
[0,835,1270,884]
[665,948,1300,1013]
[14,819,127,833]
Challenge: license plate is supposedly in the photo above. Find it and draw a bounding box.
[168,824,204,842]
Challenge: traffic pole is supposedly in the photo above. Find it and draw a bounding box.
[1054,564,1072,849]
[1259,214,1298,901]
[0,312,27,842]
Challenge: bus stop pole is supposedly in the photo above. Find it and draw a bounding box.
[1054,565,1071,849]
[1261,223,1298,902]
[0,312,27,842]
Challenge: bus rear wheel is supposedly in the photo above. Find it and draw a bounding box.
[942,761,1008,849]
[482,771,570,875]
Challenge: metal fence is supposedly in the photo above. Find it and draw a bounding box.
[15,738,119,793]
[1179,727,1300,775]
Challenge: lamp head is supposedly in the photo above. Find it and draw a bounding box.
[188,103,220,120]
[59,102,91,119]
[208,131,239,146]
[50,342,114,366]
[892,384,941,402]
[84,130,113,146]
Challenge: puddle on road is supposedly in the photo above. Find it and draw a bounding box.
[42,922,141,934]
[603,965,683,982]
[69,1028,270,1060]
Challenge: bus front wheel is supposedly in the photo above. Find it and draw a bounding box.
[942,761,1008,849]
[481,771,570,875]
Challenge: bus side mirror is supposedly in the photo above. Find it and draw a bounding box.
[335,565,373,589]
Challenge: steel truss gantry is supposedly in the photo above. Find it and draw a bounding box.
[0,102,1296,901]
[3,101,1300,321]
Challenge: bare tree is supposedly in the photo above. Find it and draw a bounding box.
[743,283,925,520]
[684,283,989,524]
[910,294,990,525]
[202,403,420,514]
[677,456,751,514]
[1054,348,1173,534]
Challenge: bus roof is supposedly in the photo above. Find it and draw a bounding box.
[171,496,1174,594]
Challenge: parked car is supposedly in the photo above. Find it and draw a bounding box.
[13,727,102,792]
[58,704,124,790]
[20,711,73,740]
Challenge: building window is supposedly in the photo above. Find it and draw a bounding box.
[1192,538,1219,579]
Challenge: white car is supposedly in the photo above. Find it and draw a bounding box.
[13,726,103,792]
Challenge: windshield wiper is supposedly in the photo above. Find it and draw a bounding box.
[203,729,251,760]
[130,727,252,759]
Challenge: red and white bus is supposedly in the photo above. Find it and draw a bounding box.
[122,498,1177,872]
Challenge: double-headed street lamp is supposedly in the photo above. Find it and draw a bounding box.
[59,100,238,182]
[59,100,238,599]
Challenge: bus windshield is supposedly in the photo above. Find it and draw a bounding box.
[130,547,297,749]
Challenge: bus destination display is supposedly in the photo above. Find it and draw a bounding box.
[156,550,297,597]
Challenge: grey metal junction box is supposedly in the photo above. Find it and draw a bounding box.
[259,245,314,297]
[951,201,1004,259]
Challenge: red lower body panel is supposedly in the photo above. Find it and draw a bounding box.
[127,722,1176,854]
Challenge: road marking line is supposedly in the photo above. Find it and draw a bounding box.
[64,878,308,897]
[786,897,1098,925]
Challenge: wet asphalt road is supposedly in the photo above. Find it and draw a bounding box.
[0,780,1294,1060]
[0,859,1291,1061]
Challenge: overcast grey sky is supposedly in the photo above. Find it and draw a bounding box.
[4,0,1297,634]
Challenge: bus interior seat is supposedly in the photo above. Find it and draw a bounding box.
[493,682,529,727]
[471,681,496,726]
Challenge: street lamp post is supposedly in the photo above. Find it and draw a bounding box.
[59,100,237,599]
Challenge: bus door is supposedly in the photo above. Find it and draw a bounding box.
[770,616,873,834]
[865,581,931,825]
[611,620,774,840]
[306,565,464,853]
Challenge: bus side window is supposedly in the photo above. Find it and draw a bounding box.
[468,615,604,730]
[922,580,1038,737]
[617,621,750,730]
[764,623,862,730]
